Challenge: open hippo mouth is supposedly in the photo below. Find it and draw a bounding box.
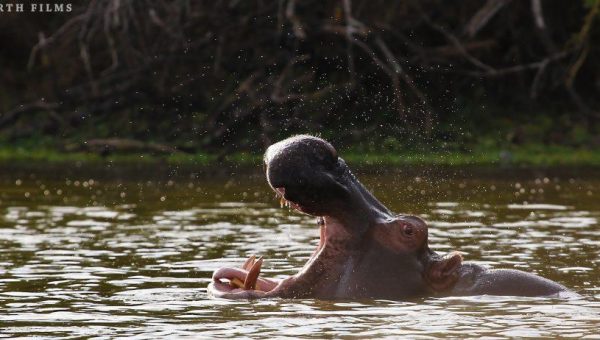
[211,185,332,295]
[208,135,402,299]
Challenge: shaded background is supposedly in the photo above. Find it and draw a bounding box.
[0,0,599,155]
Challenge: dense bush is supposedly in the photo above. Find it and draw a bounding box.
[0,0,598,152]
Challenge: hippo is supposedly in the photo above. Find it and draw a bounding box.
[208,135,572,300]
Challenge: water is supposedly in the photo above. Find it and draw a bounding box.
[0,163,599,337]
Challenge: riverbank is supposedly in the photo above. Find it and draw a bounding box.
[1,144,599,167]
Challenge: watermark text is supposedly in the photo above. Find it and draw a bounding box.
[0,2,73,13]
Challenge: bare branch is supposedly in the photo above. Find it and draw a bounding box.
[286,0,306,39]
[0,102,60,129]
[375,37,434,132]
[465,51,568,77]
[423,14,496,73]
[465,0,512,38]
[351,37,404,117]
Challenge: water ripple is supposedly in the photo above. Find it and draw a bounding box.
[0,173,598,337]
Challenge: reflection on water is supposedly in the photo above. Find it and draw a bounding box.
[0,165,599,337]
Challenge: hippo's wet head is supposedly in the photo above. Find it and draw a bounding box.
[264,135,391,232]
[264,135,350,217]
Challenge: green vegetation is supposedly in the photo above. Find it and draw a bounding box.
[345,145,600,166]
[1,143,599,167]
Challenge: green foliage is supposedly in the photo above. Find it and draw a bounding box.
[1,144,599,167]
[584,0,599,9]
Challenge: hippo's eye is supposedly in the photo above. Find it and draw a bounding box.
[403,225,414,236]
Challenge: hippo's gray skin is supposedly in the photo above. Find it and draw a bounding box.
[209,135,572,300]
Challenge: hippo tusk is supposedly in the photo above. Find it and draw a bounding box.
[242,254,256,271]
[221,256,267,291]
[244,256,263,290]
[229,255,258,289]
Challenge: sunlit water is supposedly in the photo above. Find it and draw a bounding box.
[0,164,598,337]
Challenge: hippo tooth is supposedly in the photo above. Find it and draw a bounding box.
[242,255,256,271]
[244,256,263,290]
[280,197,285,208]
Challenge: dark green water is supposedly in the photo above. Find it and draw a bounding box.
[0,163,599,337]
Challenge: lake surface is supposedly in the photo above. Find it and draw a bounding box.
[0,163,599,338]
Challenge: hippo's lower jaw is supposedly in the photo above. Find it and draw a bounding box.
[208,207,343,299]
[209,256,280,299]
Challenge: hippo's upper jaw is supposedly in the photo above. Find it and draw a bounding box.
[264,135,391,232]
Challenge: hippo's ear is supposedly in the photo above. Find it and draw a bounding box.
[424,252,463,292]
